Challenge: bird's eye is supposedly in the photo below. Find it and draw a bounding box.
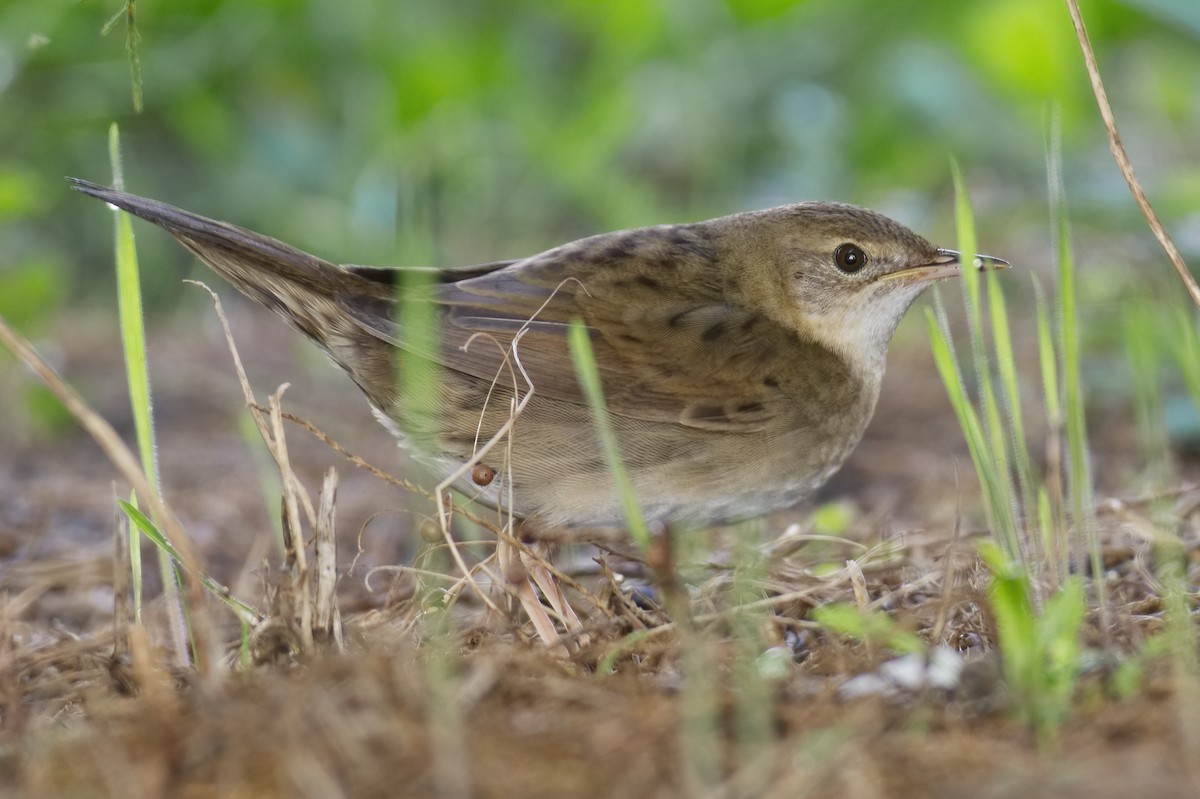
[833,243,867,273]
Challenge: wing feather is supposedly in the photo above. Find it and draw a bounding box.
[337,230,795,432]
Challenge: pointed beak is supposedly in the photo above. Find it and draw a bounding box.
[876,248,1011,284]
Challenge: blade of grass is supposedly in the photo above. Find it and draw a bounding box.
[569,318,721,790]
[1171,304,1200,410]
[108,123,189,661]
[729,520,776,793]
[567,318,649,550]
[119,500,261,623]
[986,262,1047,602]
[1033,276,1068,587]
[949,163,1021,560]
[988,270,1039,553]
[926,306,1009,550]
[1123,300,1169,482]
[810,602,925,655]
[980,542,1084,746]
[1046,116,1106,626]
[101,1,143,112]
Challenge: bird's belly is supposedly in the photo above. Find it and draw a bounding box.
[501,416,865,531]
[378,391,871,534]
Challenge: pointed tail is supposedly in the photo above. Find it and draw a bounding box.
[69,178,398,406]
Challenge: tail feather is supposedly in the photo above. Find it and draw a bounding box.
[68,178,350,295]
[69,178,399,408]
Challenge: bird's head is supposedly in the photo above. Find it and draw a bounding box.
[729,202,1007,376]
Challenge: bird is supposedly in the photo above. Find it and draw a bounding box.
[70,178,1006,539]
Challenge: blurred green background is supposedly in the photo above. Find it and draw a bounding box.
[1,0,1198,369]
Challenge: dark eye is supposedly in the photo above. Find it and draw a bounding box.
[833,243,867,273]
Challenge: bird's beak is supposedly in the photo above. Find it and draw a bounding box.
[877,248,1011,284]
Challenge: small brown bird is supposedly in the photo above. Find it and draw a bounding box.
[71,178,1005,536]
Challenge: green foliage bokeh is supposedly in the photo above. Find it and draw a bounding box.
[1,0,1197,314]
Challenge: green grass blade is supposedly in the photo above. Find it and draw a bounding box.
[927,308,1009,548]
[1171,304,1200,411]
[980,543,1035,685]
[1047,119,1103,620]
[119,500,261,623]
[108,124,158,492]
[1037,578,1085,677]
[567,318,649,550]
[988,273,1035,490]
[102,1,143,112]
[1033,276,1068,585]
[1033,276,1062,423]
[988,270,1040,585]
[126,490,143,624]
[949,163,1020,559]
[1036,486,1062,590]
[108,123,189,654]
[950,159,984,368]
[1034,577,1085,737]
[728,523,775,792]
[1123,300,1169,479]
[981,543,1083,742]
[596,628,659,675]
[810,602,925,655]
[569,318,722,789]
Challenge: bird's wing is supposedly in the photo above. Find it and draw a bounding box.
[344,258,522,285]
[337,232,792,432]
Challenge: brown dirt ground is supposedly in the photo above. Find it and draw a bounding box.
[2,304,1199,798]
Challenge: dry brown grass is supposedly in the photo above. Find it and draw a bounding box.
[3,544,1198,799]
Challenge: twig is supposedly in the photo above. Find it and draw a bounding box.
[1064,0,1200,307]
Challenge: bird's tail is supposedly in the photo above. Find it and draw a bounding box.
[68,178,399,407]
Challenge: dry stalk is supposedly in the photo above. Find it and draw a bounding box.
[0,597,27,735]
[112,489,132,655]
[1064,0,1200,307]
[271,408,584,638]
[493,527,614,621]
[432,345,532,615]
[269,384,315,652]
[189,281,318,526]
[314,467,343,650]
[193,282,352,653]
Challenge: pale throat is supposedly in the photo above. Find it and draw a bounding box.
[798,306,903,382]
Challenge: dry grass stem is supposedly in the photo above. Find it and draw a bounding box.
[269,384,315,652]
[1064,0,1200,307]
[314,467,343,649]
[931,511,965,644]
[112,490,131,654]
[193,282,355,654]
